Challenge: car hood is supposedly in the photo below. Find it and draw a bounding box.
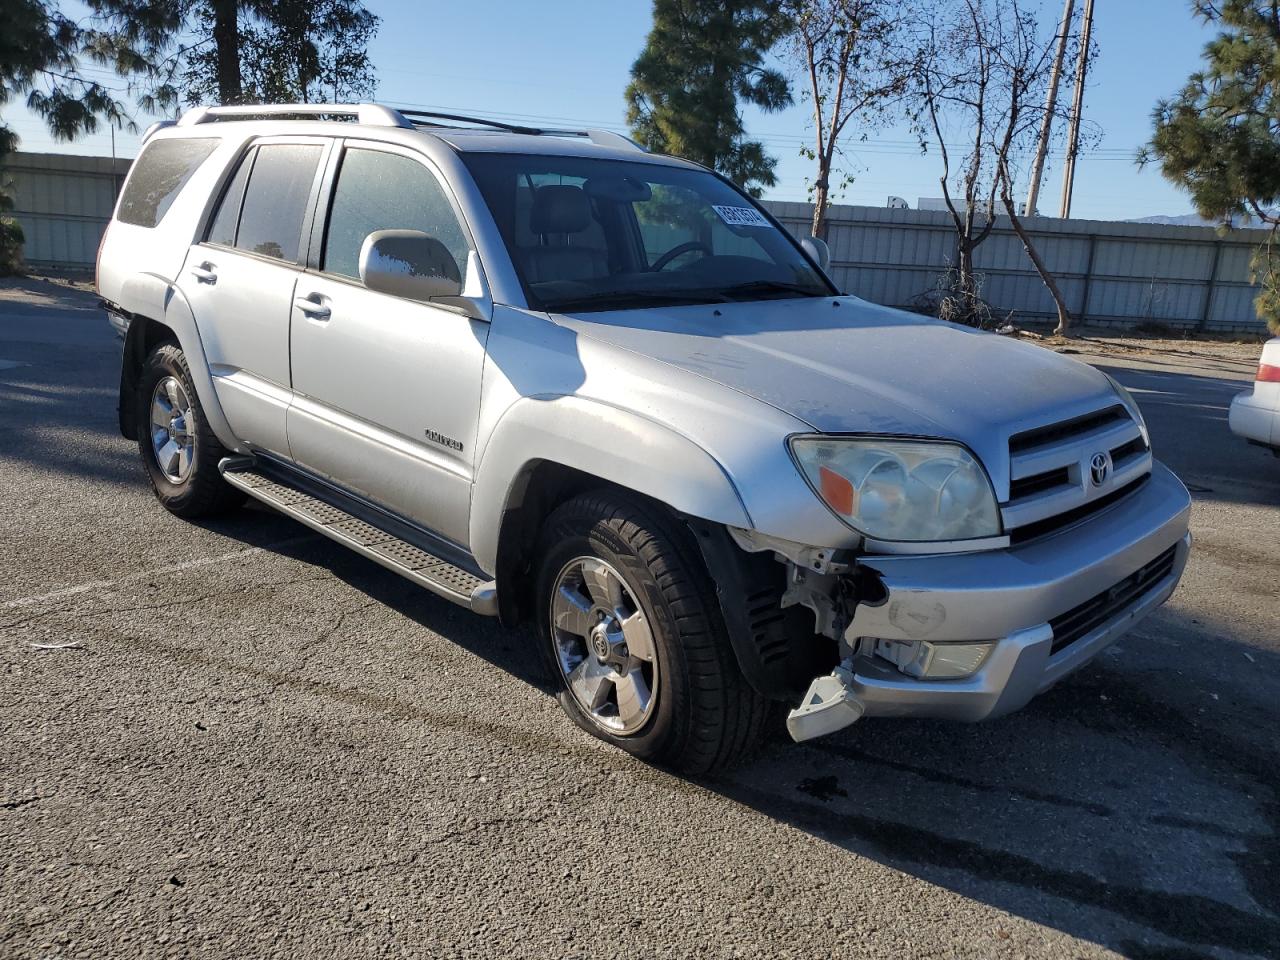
[551,295,1121,487]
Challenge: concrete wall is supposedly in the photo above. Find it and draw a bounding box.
[4,152,131,272]
[2,150,1269,332]
[764,200,1271,334]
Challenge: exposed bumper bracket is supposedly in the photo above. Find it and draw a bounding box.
[786,663,866,742]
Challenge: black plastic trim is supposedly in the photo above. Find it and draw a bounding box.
[687,521,837,702]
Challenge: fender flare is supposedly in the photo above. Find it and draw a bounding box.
[469,394,753,573]
[116,274,245,454]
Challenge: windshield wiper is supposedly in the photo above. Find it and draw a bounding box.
[546,289,730,312]
[719,280,825,301]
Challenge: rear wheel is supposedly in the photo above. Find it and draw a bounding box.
[135,342,244,518]
[534,491,768,774]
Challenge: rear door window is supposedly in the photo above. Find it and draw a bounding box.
[233,143,323,263]
[117,138,220,228]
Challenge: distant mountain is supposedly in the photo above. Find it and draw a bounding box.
[1129,213,1220,227]
[1128,212,1279,228]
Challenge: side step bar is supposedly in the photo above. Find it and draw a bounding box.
[219,459,498,616]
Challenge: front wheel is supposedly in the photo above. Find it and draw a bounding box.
[135,342,245,518]
[534,491,768,774]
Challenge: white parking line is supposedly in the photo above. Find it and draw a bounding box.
[1,534,319,609]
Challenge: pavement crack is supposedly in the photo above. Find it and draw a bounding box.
[433,814,543,843]
[0,795,41,811]
[300,599,382,650]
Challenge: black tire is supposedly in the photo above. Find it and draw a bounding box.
[534,490,768,774]
[135,342,245,518]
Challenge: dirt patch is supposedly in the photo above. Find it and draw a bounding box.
[1011,324,1266,365]
[0,274,99,309]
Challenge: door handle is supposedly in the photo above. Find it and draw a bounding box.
[293,294,331,320]
[190,262,217,284]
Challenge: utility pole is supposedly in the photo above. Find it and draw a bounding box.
[1059,0,1095,219]
[1025,0,1074,218]
[110,124,120,201]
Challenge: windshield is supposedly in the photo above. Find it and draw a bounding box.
[461,153,835,313]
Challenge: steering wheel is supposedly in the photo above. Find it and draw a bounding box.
[650,240,713,272]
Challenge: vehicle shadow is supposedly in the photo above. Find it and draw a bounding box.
[714,611,1280,959]
[193,507,1280,959]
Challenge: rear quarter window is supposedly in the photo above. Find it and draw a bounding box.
[116,138,220,228]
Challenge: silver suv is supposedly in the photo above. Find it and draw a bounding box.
[98,103,1192,772]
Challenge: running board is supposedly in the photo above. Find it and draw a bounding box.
[218,459,497,616]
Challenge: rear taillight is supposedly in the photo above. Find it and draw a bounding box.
[95,222,110,295]
[1259,362,1280,383]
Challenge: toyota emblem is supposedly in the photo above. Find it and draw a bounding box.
[1089,452,1111,487]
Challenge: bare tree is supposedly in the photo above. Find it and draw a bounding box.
[783,0,916,238]
[911,0,1082,332]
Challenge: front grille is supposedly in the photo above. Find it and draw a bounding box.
[1002,403,1152,539]
[1110,435,1147,465]
[1048,544,1178,655]
[1009,405,1129,454]
[1009,466,1070,500]
[1009,475,1148,545]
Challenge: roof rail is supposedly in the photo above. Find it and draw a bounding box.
[394,108,646,151]
[170,101,647,152]
[141,119,178,142]
[176,103,412,129]
[396,108,542,136]
[552,128,649,152]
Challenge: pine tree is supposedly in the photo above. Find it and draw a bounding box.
[626,0,793,196]
[176,0,380,107]
[1145,0,1280,332]
[0,0,178,273]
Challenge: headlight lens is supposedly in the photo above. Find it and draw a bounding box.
[791,437,1002,542]
[1101,372,1150,443]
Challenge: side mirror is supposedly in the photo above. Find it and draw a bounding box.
[359,229,462,302]
[800,235,831,273]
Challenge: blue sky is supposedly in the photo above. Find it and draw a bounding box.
[5,0,1215,221]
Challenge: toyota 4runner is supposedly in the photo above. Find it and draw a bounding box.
[98,103,1192,773]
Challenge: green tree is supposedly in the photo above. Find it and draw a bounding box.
[626,0,793,196]
[174,0,379,107]
[0,0,177,274]
[1145,0,1280,333]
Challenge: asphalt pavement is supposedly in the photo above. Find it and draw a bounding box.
[1,277,1277,959]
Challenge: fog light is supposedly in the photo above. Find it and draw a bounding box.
[872,638,994,679]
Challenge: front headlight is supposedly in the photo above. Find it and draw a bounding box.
[790,437,1002,542]
[1101,372,1150,444]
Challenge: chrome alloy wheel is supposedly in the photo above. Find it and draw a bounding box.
[550,556,659,735]
[149,376,195,484]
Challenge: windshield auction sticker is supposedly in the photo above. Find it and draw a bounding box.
[711,205,772,227]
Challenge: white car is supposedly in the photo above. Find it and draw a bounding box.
[1229,338,1280,455]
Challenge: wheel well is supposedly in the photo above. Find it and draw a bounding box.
[118,313,179,440]
[493,459,836,702]
[493,461,677,627]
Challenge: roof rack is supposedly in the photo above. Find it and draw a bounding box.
[167,101,645,151]
[176,103,413,129]
[392,107,645,151]
[395,108,543,135]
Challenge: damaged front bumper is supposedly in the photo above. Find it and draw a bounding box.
[788,462,1192,741]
